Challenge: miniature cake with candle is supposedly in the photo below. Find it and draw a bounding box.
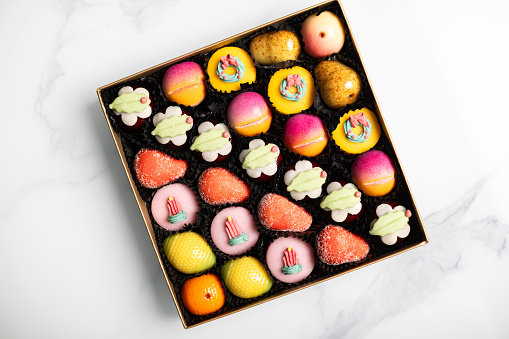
[238,139,282,181]
[207,46,256,93]
[151,106,193,150]
[150,183,200,231]
[210,207,260,256]
[331,108,381,154]
[190,121,232,162]
[109,86,152,132]
[267,66,315,115]
[284,160,327,201]
[320,181,362,223]
[369,203,411,245]
[266,236,315,284]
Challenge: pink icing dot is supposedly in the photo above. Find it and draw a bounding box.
[320,171,327,178]
[271,146,278,153]
[238,70,241,74]
[405,210,412,218]
[296,96,300,99]
[364,135,368,139]
[222,76,227,79]
[284,93,288,97]
[365,130,370,135]
[237,75,241,79]
[186,117,193,124]
[140,97,148,104]
[222,131,229,138]
[354,191,361,198]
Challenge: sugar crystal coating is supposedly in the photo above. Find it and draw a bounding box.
[133,148,187,189]
[257,193,312,232]
[315,225,369,265]
[198,167,250,205]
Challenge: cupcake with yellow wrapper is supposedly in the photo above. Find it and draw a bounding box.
[267,66,315,115]
[207,47,256,93]
[332,108,381,154]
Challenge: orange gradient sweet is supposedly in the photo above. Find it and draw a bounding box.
[198,167,250,205]
[227,92,272,136]
[283,113,328,157]
[181,273,225,316]
[351,150,396,197]
[162,61,206,106]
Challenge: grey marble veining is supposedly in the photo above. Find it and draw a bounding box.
[1,0,508,338]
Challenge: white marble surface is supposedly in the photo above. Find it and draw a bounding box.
[1,0,509,337]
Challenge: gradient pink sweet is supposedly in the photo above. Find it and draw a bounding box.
[210,207,260,256]
[266,237,315,284]
[351,150,396,197]
[162,61,206,106]
[227,92,272,137]
[283,113,328,157]
[150,183,200,231]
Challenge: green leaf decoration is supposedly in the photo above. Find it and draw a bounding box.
[287,168,326,193]
[242,144,278,169]
[190,128,228,152]
[369,211,409,236]
[320,187,360,210]
[109,92,150,113]
[151,114,192,138]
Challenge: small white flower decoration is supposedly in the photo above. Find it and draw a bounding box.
[193,122,232,162]
[239,139,279,179]
[112,86,152,126]
[322,182,362,222]
[370,204,411,245]
[284,160,326,201]
[152,106,192,146]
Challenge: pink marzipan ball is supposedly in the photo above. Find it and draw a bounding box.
[227,92,272,137]
[283,113,328,157]
[351,150,396,197]
[301,11,345,59]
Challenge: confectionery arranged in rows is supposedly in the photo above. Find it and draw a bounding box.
[101,3,424,326]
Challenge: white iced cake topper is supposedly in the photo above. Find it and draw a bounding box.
[370,204,411,245]
[284,160,327,201]
[238,139,279,179]
[192,122,232,162]
[320,182,362,222]
[112,86,152,126]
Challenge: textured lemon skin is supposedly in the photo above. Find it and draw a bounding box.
[163,232,216,274]
[221,256,273,299]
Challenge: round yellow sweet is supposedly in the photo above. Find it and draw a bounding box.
[207,47,256,93]
[267,66,315,115]
[221,256,272,299]
[332,107,381,154]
